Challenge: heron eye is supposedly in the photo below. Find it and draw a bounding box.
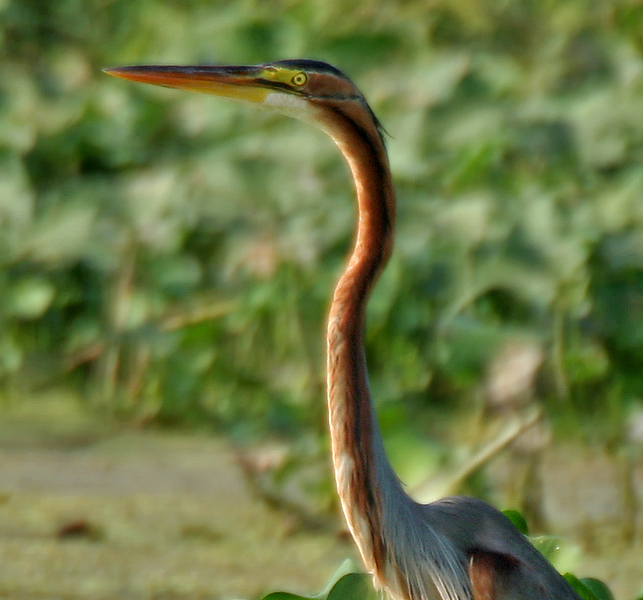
[291,72,307,86]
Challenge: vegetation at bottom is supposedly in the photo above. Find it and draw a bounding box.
[1,0,643,597]
[264,512,629,600]
[287,569,621,600]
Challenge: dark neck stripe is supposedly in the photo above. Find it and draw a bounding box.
[331,104,388,172]
[329,103,394,300]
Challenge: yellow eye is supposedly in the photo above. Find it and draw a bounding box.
[291,72,307,86]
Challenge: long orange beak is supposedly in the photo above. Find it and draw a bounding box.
[103,64,273,104]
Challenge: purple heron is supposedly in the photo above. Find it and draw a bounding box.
[105,60,581,600]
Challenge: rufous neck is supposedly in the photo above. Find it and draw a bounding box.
[324,110,397,577]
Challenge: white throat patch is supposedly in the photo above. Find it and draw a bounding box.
[263,92,317,124]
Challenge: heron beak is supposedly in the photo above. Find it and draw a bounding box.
[103,64,272,104]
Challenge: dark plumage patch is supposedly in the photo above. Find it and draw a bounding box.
[272,59,350,79]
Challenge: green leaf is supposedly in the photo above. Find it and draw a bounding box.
[502,509,529,535]
[313,559,361,599]
[564,574,600,600]
[563,574,615,600]
[258,560,366,600]
[261,592,311,600]
[326,573,379,600]
[578,578,615,600]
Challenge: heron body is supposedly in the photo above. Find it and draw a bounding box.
[105,60,582,600]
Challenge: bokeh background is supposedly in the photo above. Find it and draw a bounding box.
[1,1,643,598]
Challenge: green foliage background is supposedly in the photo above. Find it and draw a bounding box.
[2,0,643,457]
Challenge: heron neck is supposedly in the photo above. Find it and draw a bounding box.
[325,115,403,577]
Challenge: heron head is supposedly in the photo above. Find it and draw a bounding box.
[104,59,384,143]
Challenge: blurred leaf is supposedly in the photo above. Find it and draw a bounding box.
[564,340,610,384]
[531,535,581,573]
[410,53,471,107]
[4,276,56,319]
[18,204,97,264]
[0,333,23,375]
